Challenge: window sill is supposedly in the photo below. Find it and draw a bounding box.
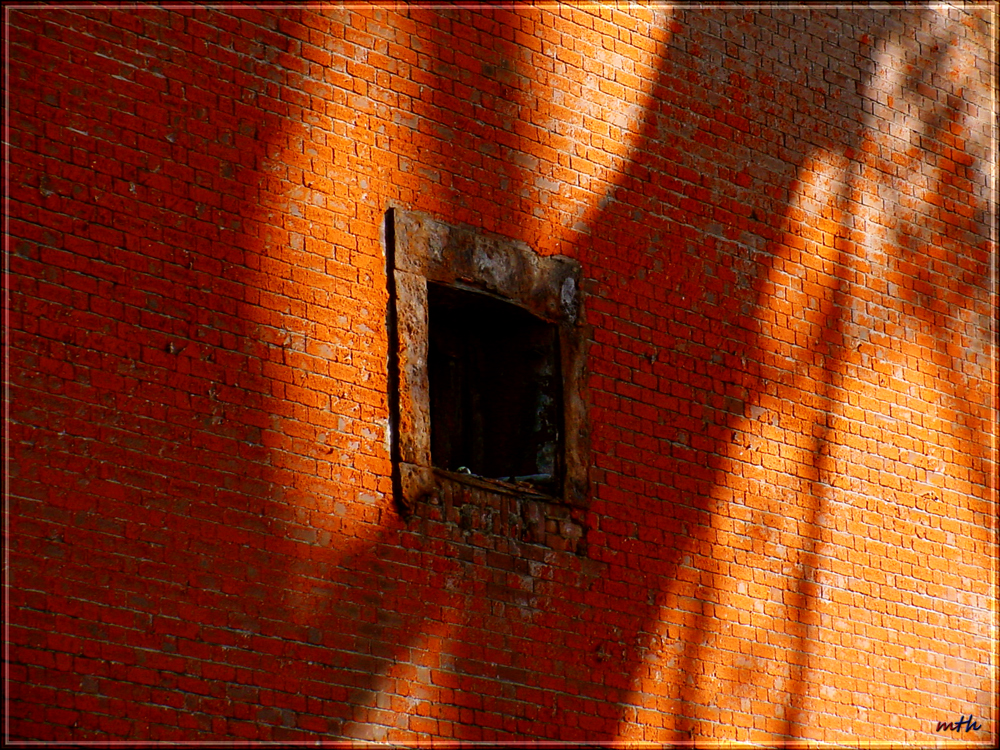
[433,467,557,502]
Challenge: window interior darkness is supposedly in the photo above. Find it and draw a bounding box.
[428,282,562,490]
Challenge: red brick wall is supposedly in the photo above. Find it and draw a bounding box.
[7,4,996,743]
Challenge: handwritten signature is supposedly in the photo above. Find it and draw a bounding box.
[936,715,983,732]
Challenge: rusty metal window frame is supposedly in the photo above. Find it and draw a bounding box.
[385,208,589,512]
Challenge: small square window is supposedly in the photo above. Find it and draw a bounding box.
[386,209,588,510]
[428,282,562,492]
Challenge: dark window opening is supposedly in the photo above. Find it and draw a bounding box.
[428,282,562,492]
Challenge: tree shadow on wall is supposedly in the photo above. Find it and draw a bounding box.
[6,5,450,741]
[13,3,991,743]
[577,5,994,742]
[331,4,887,742]
[315,4,993,743]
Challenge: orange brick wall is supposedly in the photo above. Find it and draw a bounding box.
[7,4,996,743]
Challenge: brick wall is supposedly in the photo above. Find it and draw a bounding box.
[7,3,996,743]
